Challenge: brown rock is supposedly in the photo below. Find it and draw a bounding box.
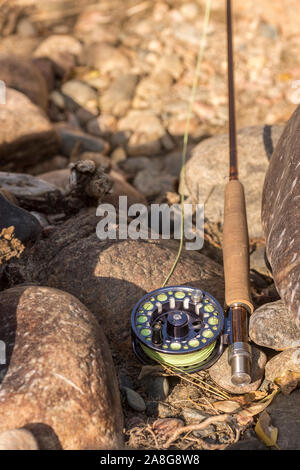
[265,349,300,382]
[61,79,99,115]
[104,170,147,206]
[249,300,299,350]
[262,105,300,330]
[132,71,173,110]
[86,114,117,138]
[33,35,82,76]
[0,171,62,213]
[72,152,111,170]
[0,429,38,450]
[84,43,130,76]
[183,125,284,238]
[118,110,166,157]
[10,212,225,354]
[100,74,138,117]
[38,169,70,194]
[209,346,267,394]
[32,58,56,92]
[133,170,176,199]
[0,36,39,58]
[74,9,119,44]
[38,167,146,206]
[0,89,59,172]
[0,55,48,110]
[56,125,109,157]
[0,189,18,206]
[28,155,68,176]
[0,286,123,450]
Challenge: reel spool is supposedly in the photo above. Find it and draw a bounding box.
[131,286,227,374]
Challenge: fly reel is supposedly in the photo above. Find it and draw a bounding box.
[131,286,227,374]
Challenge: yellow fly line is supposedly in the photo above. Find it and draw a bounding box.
[162,0,212,287]
[141,340,216,368]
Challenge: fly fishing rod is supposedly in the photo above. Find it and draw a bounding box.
[131,0,253,384]
[223,0,253,385]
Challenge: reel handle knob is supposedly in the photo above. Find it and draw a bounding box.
[152,323,163,345]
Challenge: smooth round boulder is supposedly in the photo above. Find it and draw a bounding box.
[9,212,225,355]
[0,89,59,172]
[182,125,284,239]
[208,346,267,394]
[0,286,123,450]
[249,300,299,350]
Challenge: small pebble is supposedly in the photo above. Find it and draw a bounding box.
[182,408,208,423]
[123,387,146,412]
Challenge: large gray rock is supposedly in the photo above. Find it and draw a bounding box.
[262,105,300,330]
[0,89,59,172]
[8,211,225,354]
[182,125,284,238]
[0,286,123,450]
[249,300,299,350]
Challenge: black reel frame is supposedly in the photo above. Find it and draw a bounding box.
[131,286,231,374]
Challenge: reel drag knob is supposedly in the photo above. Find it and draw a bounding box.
[166,311,189,339]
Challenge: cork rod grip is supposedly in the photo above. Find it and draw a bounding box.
[223,180,254,313]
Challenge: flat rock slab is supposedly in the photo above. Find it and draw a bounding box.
[262,105,300,330]
[209,346,267,394]
[0,286,123,450]
[9,211,225,356]
[249,300,299,350]
[0,89,59,172]
[0,172,63,213]
[182,125,284,239]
